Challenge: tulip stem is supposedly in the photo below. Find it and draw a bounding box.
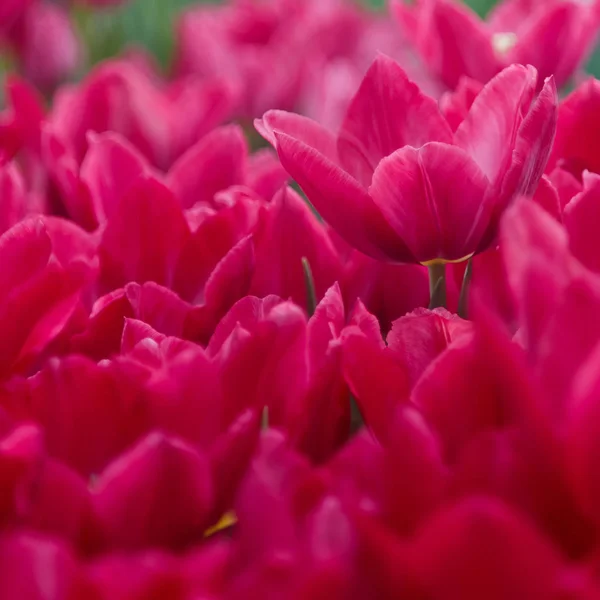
[349,393,364,435]
[302,257,318,317]
[428,263,447,309]
[458,258,473,319]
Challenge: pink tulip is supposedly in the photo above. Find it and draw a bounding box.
[393,0,600,90]
[257,56,557,264]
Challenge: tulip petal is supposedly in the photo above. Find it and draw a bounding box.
[0,534,78,600]
[342,331,410,444]
[486,0,541,33]
[80,132,150,224]
[99,176,190,292]
[564,175,600,272]
[16,2,81,91]
[206,295,283,359]
[339,54,452,172]
[504,75,558,200]
[565,341,600,526]
[167,124,248,209]
[369,142,489,263]
[0,219,51,300]
[501,198,600,411]
[532,175,561,222]
[414,498,563,600]
[548,167,582,209]
[509,2,598,88]
[93,432,213,550]
[255,110,338,164]
[500,199,572,356]
[424,0,500,88]
[125,282,192,338]
[454,64,537,183]
[250,187,341,307]
[548,78,600,176]
[273,130,414,262]
[439,76,483,132]
[383,406,446,535]
[245,148,289,201]
[1,355,150,476]
[258,110,412,261]
[173,196,258,304]
[0,164,26,236]
[342,253,430,332]
[387,307,473,385]
[209,409,260,520]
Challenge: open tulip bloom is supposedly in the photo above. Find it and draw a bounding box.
[392,0,600,90]
[256,55,558,268]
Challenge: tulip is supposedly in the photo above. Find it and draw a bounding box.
[48,58,235,170]
[341,254,430,334]
[0,357,150,476]
[250,187,342,308]
[412,497,564,599]
[0,163,28,235]
[548,167,583,209]
[563,172,600,273]
[97,175,257,341]
[439,76,483,130]
[208,295,308,430]
[78,543,231,599]
[69,282,191,361]
[92,432,214,550]
[6,1,81,91]
[0,219,94,380]
[256,56,557,267]
[548,78,600,179]
[387,307,473,385]
[392,0,600,90]
[292,283,383,462]
[174,0,367,119]
[0,533,78,599]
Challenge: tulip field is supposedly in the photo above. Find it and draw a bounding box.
[2,0,600,597]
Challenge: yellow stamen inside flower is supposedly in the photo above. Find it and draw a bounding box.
[421,254,474,267]
[204,511,237,538]
[492,32,518,56]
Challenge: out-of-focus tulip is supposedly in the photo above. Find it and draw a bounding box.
[548,78,600,179]
[392,0,600,90]
[48,58,235,170]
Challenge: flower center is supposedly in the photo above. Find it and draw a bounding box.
[204,511,237,538]
[492,32,518,56]
[421,254,474,267]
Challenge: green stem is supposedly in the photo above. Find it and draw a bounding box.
[349,393,364,436]
[302,257,317,317]
[428,263,447,310]
[458,258,473,319]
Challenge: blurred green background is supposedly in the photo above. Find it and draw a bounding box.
[79,0,499,70]
[66,0,600,80]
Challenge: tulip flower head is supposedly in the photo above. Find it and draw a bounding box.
[392,0,600,90]
[256,55,557,266]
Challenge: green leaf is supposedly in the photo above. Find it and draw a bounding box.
[75,0,510,71]
[75,0,204,70]
[462,0,497,17]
